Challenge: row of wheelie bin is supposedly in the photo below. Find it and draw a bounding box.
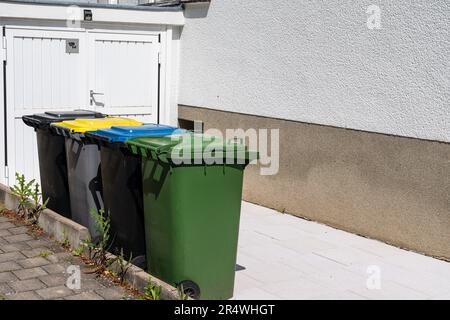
[22,110,256,300]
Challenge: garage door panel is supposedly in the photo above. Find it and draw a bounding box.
[90,33,159,122]
[10,118,40,186]
[5,28,89,186]
[11,35,86,115]
[94,39,155,108]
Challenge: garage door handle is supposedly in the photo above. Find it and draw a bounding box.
[90,90,104,106]
[90,90,104,96]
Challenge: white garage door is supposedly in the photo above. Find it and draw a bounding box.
[1,27,161,186]
[89,32,159,118]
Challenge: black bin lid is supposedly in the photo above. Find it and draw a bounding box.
[22,110,105,129]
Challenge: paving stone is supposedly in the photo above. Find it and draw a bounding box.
[0,271,19,283]
[18,257,50,268]
[10,278,47,292]
[36,286,73,299]
[39,274,68,287]
[95,287,129,300]
[0,216,136,301]
[56,251,76,260]
[13,267,47,280]
[76,276,105,291]
[0,230,12,237]
[7,291,42,300]
[0,261,22,272]
[0,283,14,295]
[42,264,66,274]
[0,222,15,230]
[87,273,115,288]
[8,226,29,235]
[51,252,78,264]
[49,246,66,254]
[0,217,10,223]
[45,255,60,264]
[26,239,50,248]
[20,248,52,258]
[4,234,33,243]
[65,291,104,300]
[0,251,26,263]
[0,243,31,252]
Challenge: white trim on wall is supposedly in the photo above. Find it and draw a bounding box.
[0,2,185,26]
[0,30,5,185]
[159,26,171,126]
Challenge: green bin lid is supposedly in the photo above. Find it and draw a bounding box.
[126,133,258,165]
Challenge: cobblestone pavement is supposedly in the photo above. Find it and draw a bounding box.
[0,214,136,300]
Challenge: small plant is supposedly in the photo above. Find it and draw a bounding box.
[27,182,48,224]
[139,278,162,301]
[61,229,70,248]
[72,244,86,257]
[177,284,190,300]
[10,173,48,224]
[86,208,113,268]
[36,250,52,258]
[112,248,132,284]
[62,238,70,248]
[10,173,34,217]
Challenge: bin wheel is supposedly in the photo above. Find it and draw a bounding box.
[179,280,200,300]
[131,255,146,270]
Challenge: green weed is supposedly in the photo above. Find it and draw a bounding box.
[11,173,48,224]
[139,278,162,301]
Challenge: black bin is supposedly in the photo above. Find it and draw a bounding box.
[85,124,182,268]
[22,110,104,218]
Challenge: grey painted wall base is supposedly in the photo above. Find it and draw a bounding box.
[0,183,19,212]
[0,183,180,300]
[39,209,91,250]
[179,105,450,261]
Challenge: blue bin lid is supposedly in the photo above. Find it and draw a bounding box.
[87,123,185,143]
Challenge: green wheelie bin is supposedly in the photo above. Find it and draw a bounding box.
[126,133,257,300]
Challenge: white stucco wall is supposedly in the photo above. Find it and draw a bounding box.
[178,0,450,143]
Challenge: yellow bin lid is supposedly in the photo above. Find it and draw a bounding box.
[52,117,143,133]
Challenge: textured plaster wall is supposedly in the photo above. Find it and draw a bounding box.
[178,0,450,142]
[179,105,450,260]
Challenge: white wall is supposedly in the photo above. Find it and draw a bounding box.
[178,0,450,143]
